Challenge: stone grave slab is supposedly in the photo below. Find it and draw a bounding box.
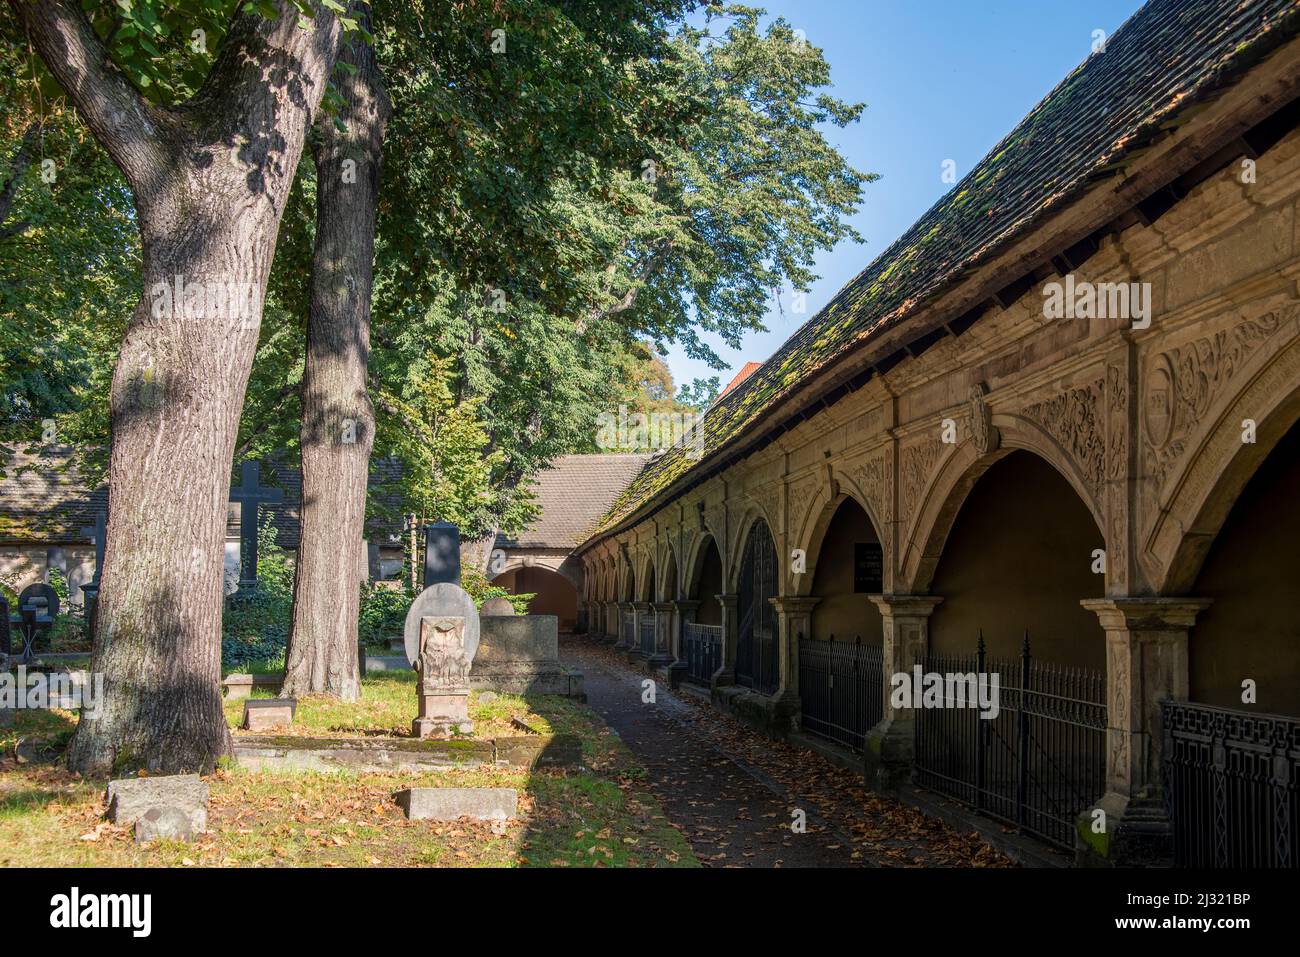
[106,774,208,833]
[242,698,296,731]
[394,786,518,821]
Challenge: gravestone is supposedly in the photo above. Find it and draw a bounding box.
[229,461,284,596]
[242,697,297,731]
[480,596,516,617]
[422,521,460,587]
[0,596,9,659]
[404,569,480,738]
[367,541,382,581]
[78,510,106,630]
[106,774,208,834]
[15,583,58,663]
[394,787,518,822]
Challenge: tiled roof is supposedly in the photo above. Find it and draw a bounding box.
[0,448,108,543]
[719,362,762,398]
[584,0,1300,546]
[495,454,652,549]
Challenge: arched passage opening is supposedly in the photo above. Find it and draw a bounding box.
[682,535,724,685]
[1190,419,1300,715]
[492,565,579,630]
[807,496,884,644]
[797,495,887,752]
[928,450,1104,667]
[736,518,779,695]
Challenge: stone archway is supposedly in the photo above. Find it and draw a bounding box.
[925,449,1105,666]
[801,495,885,645]
[493,564,580,630]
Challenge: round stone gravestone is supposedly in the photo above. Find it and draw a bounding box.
[403,582,480,668]
[18,582,59,620]
[480,596,516,617]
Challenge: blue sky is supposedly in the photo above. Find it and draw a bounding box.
[664,0,1146,390]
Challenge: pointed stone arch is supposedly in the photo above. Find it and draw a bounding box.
[792,482,889,598]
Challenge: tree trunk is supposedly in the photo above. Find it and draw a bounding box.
[282,5,390,701]
[10,0,342,775]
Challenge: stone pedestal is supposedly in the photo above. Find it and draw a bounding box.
[667,599,701,687]
[714,593,739,688]
[650,601,676,666]
[412,692,473,738]
[1077,597,1210,866]
[614,602,633,650]
[769,596,821,725]
[629,601,652,661]
[863,595,943,787]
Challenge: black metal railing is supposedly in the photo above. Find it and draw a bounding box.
[621,611,634,646]
[640,614,656,656]
[1163,701,1300,868]
[912,633,1106,851]
[798,634,884,752]
[684,622,722,685]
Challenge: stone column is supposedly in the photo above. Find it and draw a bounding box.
[650,601,675,666]
[863,595,943,787]
[1079,597,1211,866]
[769,596,820,726]
[714,593,739,688]
[671,600,701,663]
[614,602,633,649]
[604,601,617,642]
[630,601,651,660]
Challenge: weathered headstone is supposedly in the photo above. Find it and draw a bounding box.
[135,806,199,844]
[404,581,480,738]
[16,583,57,663]
[106,774,208,835]
[480,596,516,617]
[422,521,460,588]
[366,541,381,582]
[394,787,517,821]
[229,460,284,596]
[78,509,106,630]
[242,697,297,731]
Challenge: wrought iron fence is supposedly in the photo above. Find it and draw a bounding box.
[621,611,634,646]
[798,634,883,752]
[640,613,656,656]
[912,633,1106,851]
[1163,701,1300,868]
[684,622,722,685]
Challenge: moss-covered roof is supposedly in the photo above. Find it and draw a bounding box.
[581,0,1300,549]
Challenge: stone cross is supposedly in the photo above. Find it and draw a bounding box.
[229,461,283,595]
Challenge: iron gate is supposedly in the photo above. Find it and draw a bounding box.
[684,622,722,685]
[912,634,1107,850]
[798,634,883,752]
[1163,701,1300,868]
[735,520,779,695]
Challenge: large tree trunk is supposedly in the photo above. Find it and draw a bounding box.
[283,5,389,701]
[10,0,341,775]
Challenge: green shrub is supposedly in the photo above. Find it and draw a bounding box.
[221,517,293,669]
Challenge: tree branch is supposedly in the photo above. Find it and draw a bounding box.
[6,0,169,190]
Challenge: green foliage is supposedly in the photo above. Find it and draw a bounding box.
[677,376,721,412]
[357,583,410,648]
[220,518,294,669]
[462,567,534,615]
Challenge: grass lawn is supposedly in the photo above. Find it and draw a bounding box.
[0,677,699,868]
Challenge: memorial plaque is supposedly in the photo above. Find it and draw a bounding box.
[854,542,883,593]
